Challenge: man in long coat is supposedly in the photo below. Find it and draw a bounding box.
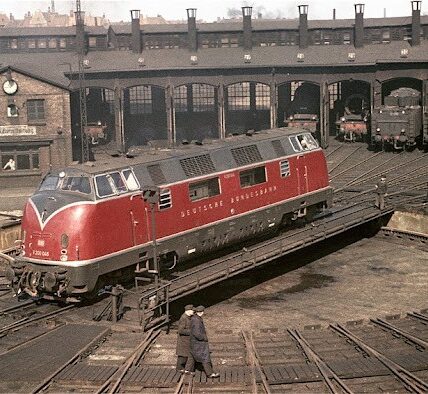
[185,305,219,378]
[176,304,194,372]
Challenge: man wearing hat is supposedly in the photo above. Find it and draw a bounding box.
[185,305,220,378]
[375,175,388,210]
[175,304,194,372]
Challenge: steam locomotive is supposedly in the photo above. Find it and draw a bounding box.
[4,128,332,302]
[335,94,369,143]
[284,84,320,136]
[371,88,422,151]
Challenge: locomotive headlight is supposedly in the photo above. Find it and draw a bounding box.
[341,117,346,122]
[289,115,294,120]
[311,116,316,120]
[402,110,405,114]
[60,254,68,262]
[61,234,69,249]
[376,127,381,132]
[379,110,383,114]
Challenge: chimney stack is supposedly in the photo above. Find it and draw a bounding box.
[333,9,336,20]
[130,10,142,53]
[411,1,421,46]
[298,5,309,49]
[242,6,253,51]
[74,10,87,54]
[187,8,197,52]
[354,3,365,48]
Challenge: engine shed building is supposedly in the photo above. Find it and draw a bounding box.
[0,2,428,185]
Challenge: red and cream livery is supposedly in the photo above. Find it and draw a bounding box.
[6,128,332,301]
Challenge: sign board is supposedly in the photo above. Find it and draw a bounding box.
[0,125,37,136]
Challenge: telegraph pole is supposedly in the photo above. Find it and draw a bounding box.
[75,0,89,163]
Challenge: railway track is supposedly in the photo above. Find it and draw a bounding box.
[20,310,426,393]
[326,142,428,209]
[0,299,75,353]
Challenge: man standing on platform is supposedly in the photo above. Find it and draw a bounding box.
[176,304,194,372]
[185,305,219,378]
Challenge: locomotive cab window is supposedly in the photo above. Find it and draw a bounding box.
[39,175,61,191]
[290,134,318,152]
[122,169,140,191]
[189,177,220,201]
[61,176,92,194]
[239,166,266,188]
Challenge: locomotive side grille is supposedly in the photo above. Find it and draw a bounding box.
[271,140,286,157]
[231,145,263,167]
[180,154,216,177]
[147,164,167,185]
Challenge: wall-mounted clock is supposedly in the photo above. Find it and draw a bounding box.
[3,79,18,95]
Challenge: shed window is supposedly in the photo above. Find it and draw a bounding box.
[239,166,266,188]
[1,145,40,172]
[27,99,45,121]
[129,86,152,114]
[7,104,18,117]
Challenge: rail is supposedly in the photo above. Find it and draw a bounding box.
[331,323,428,393]
[31,328,111,394]
[95,328,160,394]
[242,330,271,394]
[370,318,428,349]
[288,329,353,394]
[0,304,75,336]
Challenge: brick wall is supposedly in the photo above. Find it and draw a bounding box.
[0,69,72,187]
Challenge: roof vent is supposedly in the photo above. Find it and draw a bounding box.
[348,52,356,61]
[244,53,252,63]
[231,145,263,166]
[297,53,305,62]
[180,154,216,177]
[147,164,167,184]
[190,55,198,65]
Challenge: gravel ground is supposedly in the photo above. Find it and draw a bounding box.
[187,234,428,333]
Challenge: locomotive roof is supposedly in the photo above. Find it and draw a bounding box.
[60,128,317,186]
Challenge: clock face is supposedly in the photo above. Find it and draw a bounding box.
[3,80,18,95]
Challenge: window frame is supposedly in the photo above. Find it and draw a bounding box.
[1,145,40,172]
[27,99,45,121]
[239,166,267,188]
[188,177,221,202]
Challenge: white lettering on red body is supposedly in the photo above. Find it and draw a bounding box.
[180,185,277,217]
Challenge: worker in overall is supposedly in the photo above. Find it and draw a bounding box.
[375,175,388,210]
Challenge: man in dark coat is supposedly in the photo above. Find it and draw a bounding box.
[185,305,219,378]
[176,304,194,372]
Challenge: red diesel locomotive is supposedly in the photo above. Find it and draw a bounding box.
[5,128,332,301]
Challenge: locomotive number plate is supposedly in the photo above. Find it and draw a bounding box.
[33,250,50,257]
